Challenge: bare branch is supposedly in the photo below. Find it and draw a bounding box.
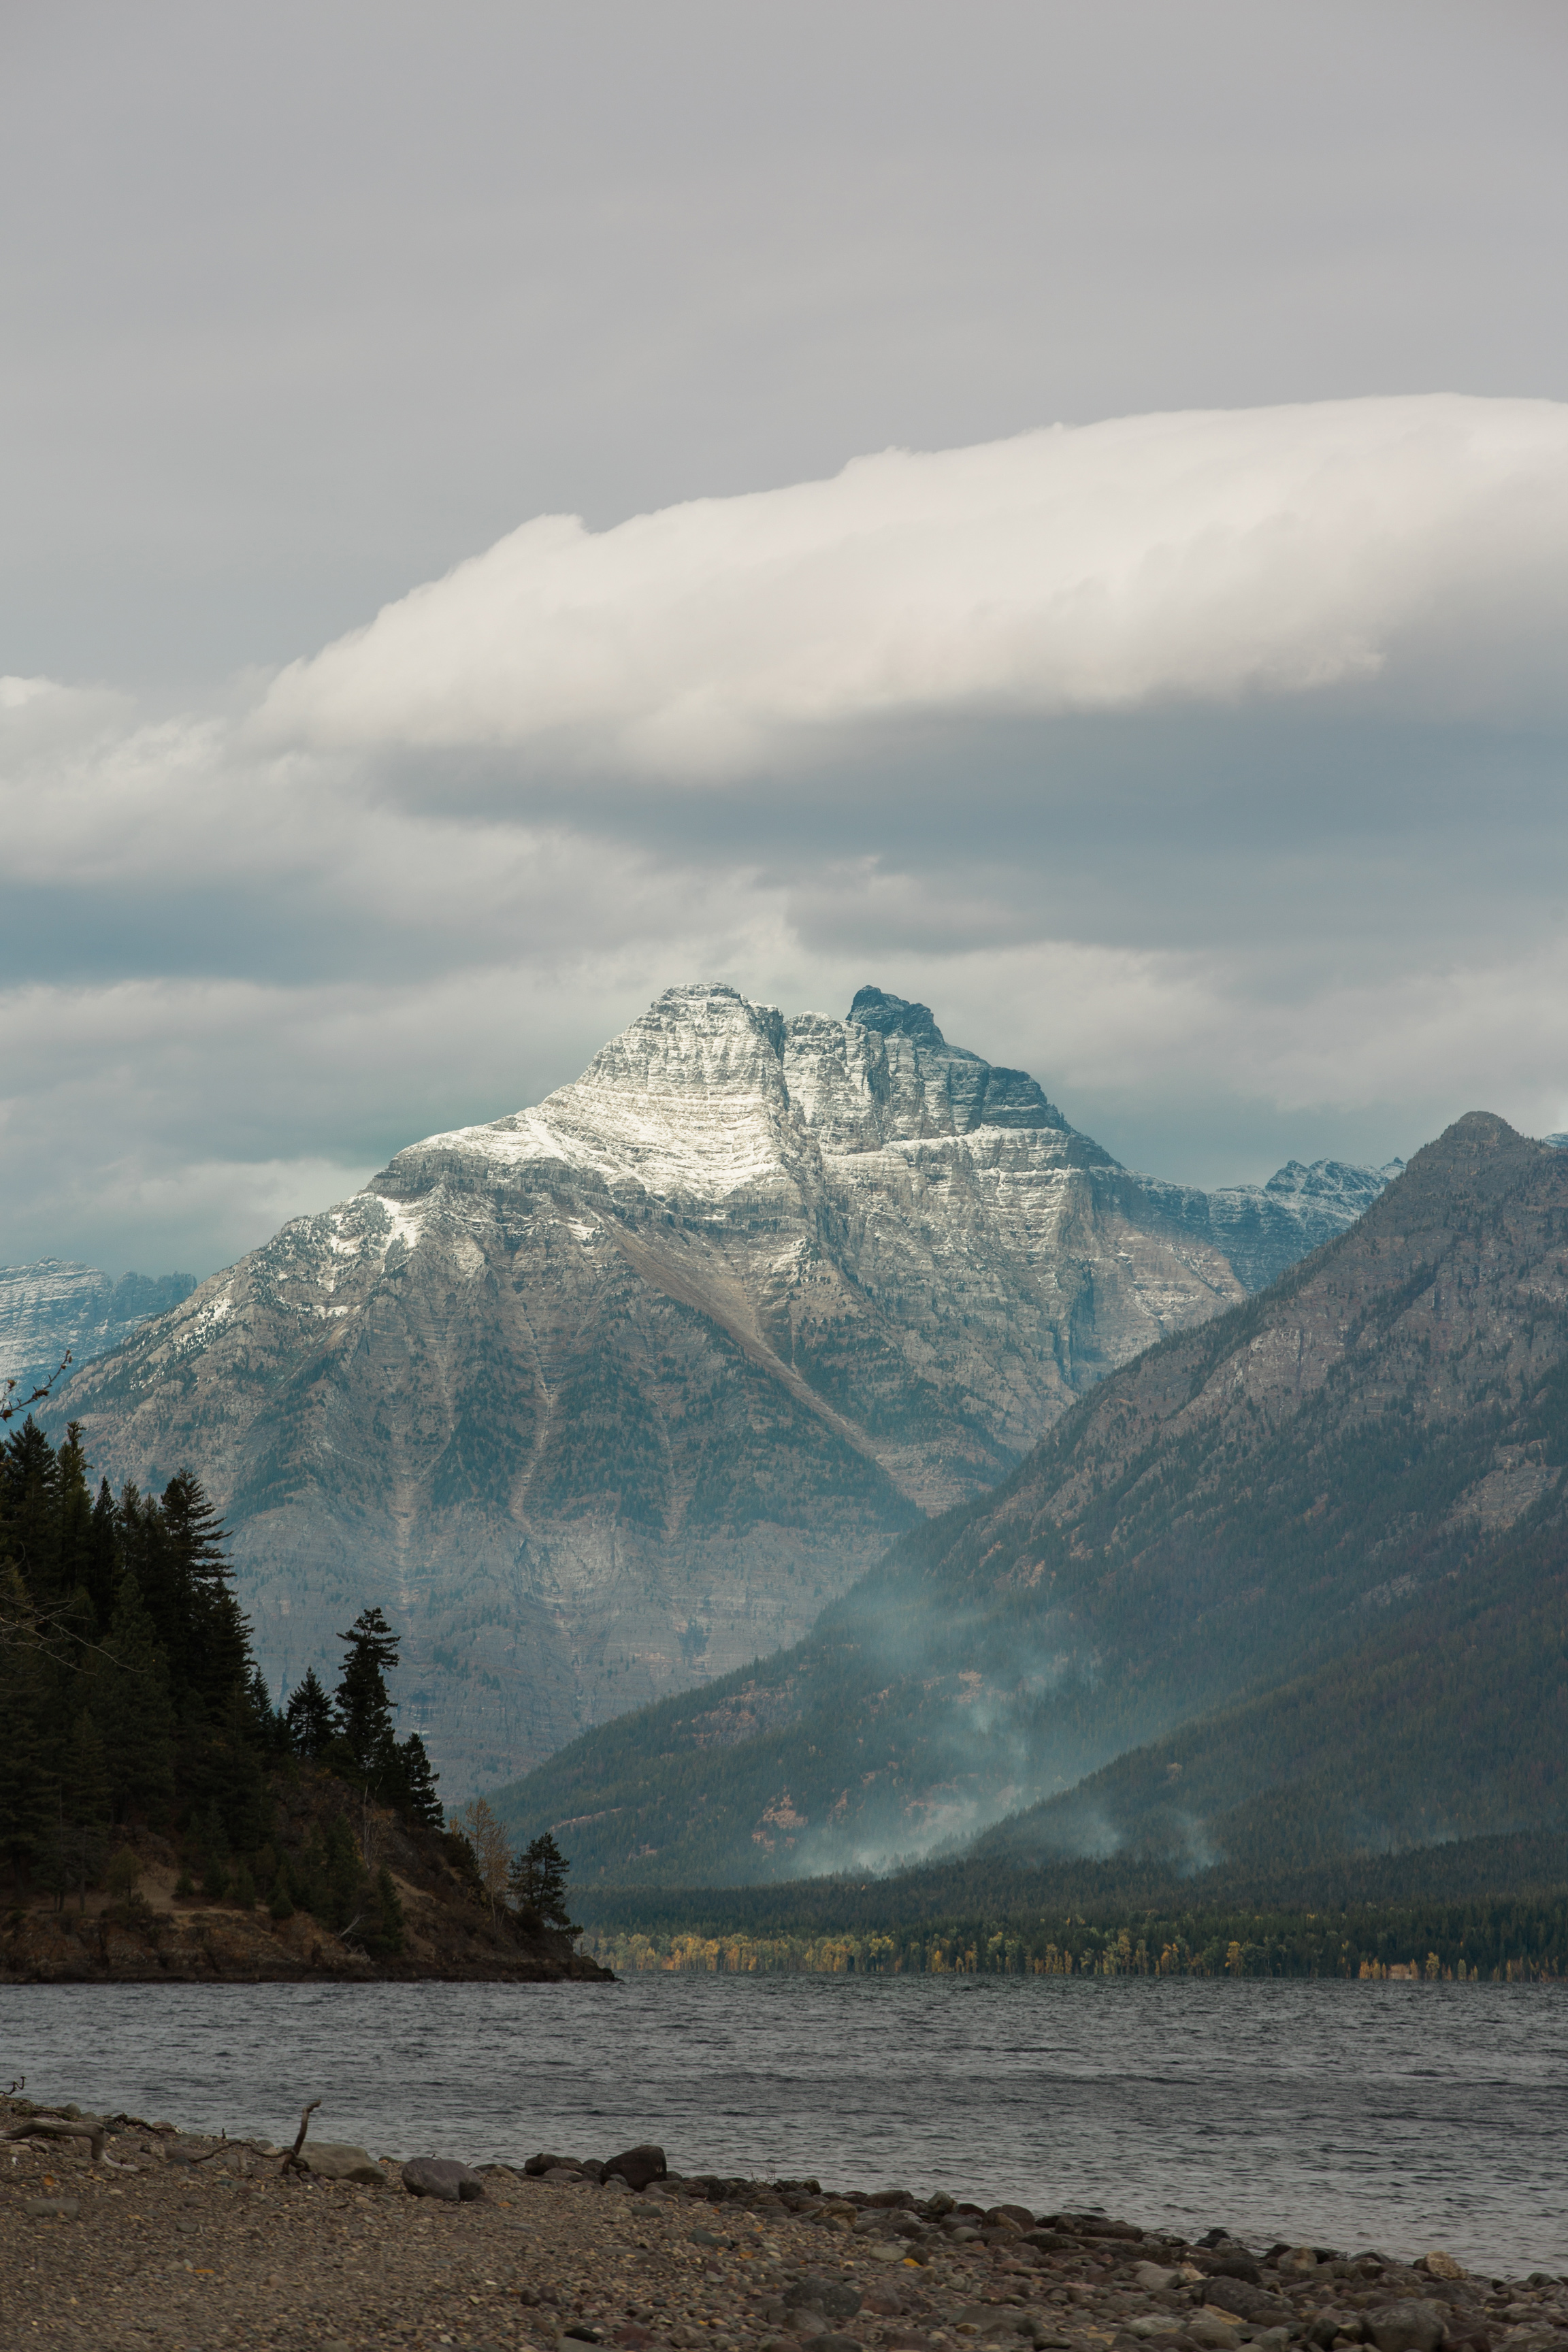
[1,1352,72,1424]
[279,2099,322,2176]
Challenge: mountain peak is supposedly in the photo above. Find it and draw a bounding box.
[848,985,958,1054]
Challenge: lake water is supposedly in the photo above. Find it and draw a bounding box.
[3,1976,1565,2279]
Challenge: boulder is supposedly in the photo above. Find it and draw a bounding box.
[1424,2258,1469,2284]
[1134,2262,1181,2291]
[1188,2320,1241,2351]
[1204,2255,1264,2288]
[1365,2303,1450,2352]
[401,2156,488,2202]
[986,2204,1037,2230]
[604,2142,668,2193]
[301,2142,383,2185]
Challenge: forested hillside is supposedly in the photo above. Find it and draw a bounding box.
[494,1113,1568,1886]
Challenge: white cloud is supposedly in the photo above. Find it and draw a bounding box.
[7,396,1568,1274]
[261,397,1568,774]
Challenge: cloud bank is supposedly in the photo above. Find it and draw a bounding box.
[6,395,1568,1279]
[263,397,1568,772]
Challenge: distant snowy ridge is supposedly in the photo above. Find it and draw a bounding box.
[0,1260,197,1397]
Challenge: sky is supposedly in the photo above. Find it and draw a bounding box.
[3,0,1568,1279]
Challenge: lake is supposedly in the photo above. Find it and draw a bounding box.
[3,1974,1563,2278]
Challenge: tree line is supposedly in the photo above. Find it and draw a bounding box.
[0,1416,441,1922]
[583,1895,1568,1980]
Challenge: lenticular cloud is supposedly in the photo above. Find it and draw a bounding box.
[263,396,1568,776]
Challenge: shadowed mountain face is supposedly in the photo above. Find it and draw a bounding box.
[492,1114,1568,1886]
[52,983,1391,1795]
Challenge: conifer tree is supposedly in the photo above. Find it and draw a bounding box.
[508,1831,573,1928]
[91,1574,177,1820]
[161,1471,251,1712]
[285,1667,335,1757]
[0,1563,51,1880]
[393,1731,444,1827]
[333,1608,400,1787]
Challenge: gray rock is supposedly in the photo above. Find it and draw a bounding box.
[1134,2262,1181,2291]
[798,2335,863,2352]
[401,2156,488,2202]
[1188,2320,1241,2351]
[22,2195,80,2219]
[784,2278,864,2321]
[301,2142,383,2185]
[605,2142,668,2193]
[1365,2303,1450,2352]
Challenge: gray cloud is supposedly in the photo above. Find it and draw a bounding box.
[3,8,1567,1279]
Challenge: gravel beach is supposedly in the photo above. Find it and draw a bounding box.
[3,2094,1565,2352]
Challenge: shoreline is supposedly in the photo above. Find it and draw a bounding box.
[3,2091,1564,2352]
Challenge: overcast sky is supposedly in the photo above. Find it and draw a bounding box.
[4,1,1568,1279]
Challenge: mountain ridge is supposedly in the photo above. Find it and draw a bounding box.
[491,1111,1567,1883]
[50,981,1396,1795]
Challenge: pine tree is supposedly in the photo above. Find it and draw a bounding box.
[52,1710,112,1910]
[161,1471,252,1712]
[91,1574,176,1822]
[285,1667,335,1758]
[508,1831,573,1928]
[392,1732,443,1827]
[0,1563,52,1883]
[333,1608,400,1788]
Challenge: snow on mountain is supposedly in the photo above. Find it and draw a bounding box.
[1,1260,197,1401]
[52,983,1394,1796]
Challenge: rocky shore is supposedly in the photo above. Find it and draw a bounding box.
[3,2093,1564,2352]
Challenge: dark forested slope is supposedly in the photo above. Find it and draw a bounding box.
[493,1113,1568,1886]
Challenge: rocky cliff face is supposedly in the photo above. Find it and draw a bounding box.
[53,983,1391,1794]
[495,1113,1568,1888]
[1,1260,196,1399]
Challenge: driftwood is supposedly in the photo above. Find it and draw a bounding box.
[279,2100,321,2175]
[5,2114,106,2161]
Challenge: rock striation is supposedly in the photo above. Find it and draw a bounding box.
[52,983,1392,1793]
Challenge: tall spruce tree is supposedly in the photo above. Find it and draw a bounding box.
[334,1607,401,1788]
[285,1667,335,1758]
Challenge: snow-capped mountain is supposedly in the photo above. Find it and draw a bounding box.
[54,983,1396,1793]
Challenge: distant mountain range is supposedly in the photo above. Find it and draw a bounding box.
[0,1260,195,1399]
[493,1112,1568,1886]
[49,982,1396,1795]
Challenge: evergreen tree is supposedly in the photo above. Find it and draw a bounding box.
[333,1608,400,1787]
[48,1710,112,1910]
[508,1831,573,1928]
[0,1563,52,1880]
[285,1667,335,1757]
[392,1732,443,1827]
[161,1471,252,1712]
[91,1574,176,1821]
